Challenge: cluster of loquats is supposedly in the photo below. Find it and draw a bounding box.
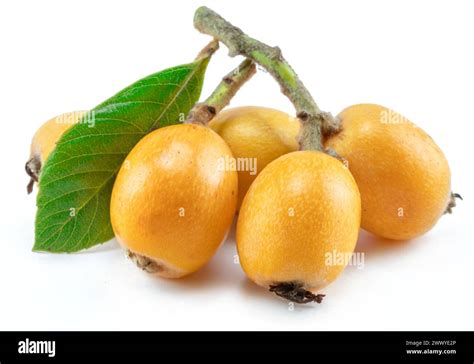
[27,7,459,304]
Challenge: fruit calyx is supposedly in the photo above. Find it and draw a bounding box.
[269,282,325,304]
[25,157,41,194]
[127,250,164,274]
[445,192,463,214]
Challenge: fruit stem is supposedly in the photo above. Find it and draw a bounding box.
[269,282,325,304]
[186,58,257,125]
[194,6,340,151]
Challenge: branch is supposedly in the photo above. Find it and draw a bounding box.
[194,6,339,151]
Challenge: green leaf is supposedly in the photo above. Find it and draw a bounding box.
[34,57,211,253]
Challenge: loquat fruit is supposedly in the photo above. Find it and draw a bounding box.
[110,124,238,278]
[325,104,452,240]
[236,151,361,303]
[209,106,300,209]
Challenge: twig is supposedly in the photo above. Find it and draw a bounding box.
[186,58,256,125]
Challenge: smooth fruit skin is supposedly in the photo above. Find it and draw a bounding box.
[30,111,87,164]
[237,151,361,291]
[209,106,300,209]
[111,124,238,278]
[325,104,451,240]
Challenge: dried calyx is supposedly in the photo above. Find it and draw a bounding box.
[445,192,462,214]
[25,157,41,194]
[269,282,325,304]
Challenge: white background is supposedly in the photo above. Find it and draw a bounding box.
[0,0,473,330]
